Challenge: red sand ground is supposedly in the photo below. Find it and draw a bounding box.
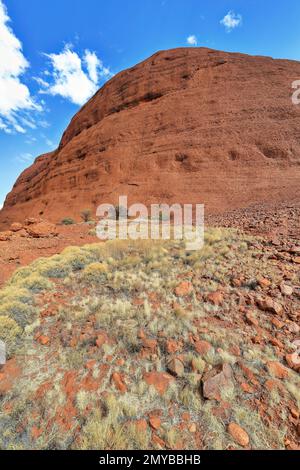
[0,201,299,289]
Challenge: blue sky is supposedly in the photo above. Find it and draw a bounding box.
[1,0,300,208]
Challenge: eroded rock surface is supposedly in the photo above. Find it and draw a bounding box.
[1,47,300,227]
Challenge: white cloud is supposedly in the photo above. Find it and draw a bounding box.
[0,118,9,132]
[39,119,50,128]
[45,138,54,147]
[17,152,34,163]
[186,35,198,46]
[25,135,37,144]
[20,116,37,129]
[84,50,99,83]
[38,46,113,106]
[0,0,40,133]
[220,11,242,32]
[40,132,55,148]
[33,76,49,88]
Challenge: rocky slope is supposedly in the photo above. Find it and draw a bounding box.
[0,231,299,450]
[1,47,300,228]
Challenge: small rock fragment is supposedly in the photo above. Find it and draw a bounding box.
[149,416,161,430]
[167,357,184,377]
[228,422,250,447]
[258,278,271,288]
[266,361,289,379]
[206,291,224,306]
[202,364,233,401]
[194,340,213,356]
[10,222,23,232]
[175,281,193,296]
[280,283,293,296]
[111,372,127,393]
[245,311,259,327]
[257,296,283,315]
[143,371,175,395]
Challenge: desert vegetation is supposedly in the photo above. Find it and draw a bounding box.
[0,228,299,450]
[61,218,75,225]
[80,209,93,223]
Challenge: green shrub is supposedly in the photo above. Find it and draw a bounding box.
[0,316,22,352]
[80,209,92,223]
[0,287,32,305]
[61,246,99,271]
[0,301,34,328]
[17,274,53,293]
[42,263,71,279]
[61,217,75,225]
[81,262,108,282]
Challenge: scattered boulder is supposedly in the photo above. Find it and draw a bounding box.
[272,317,284,329]
[228,422,250,447]
[143,371,175,395]
[0,358,22,394]
[40,335,50,346]
[285,352,300,372]
[16,228,29,238]
[0,231,12,241]
[194,340,213,356]
[280,283,293,296]
[202,364,233,401]
[256,296,283,315]
[85,359,97,370]
[175,281,193,297]
[95,331,109,348]
[31,426,43,440]
[269,337,284,349]
[206,290,224,306]
[286,322,300,334]
[290,408,299,420]
[149,416,161,430]
[266,361,289,379]
[26,222,58,238]
[167,357,184,377]
[257,278,271,288]
[10,222,23,232]
[289,246,300,255]
[134,419,148,432]
[24,217,38,225]
[111,372,127,393]
[245,311,259,327]
[240,382,254,394]
[141,338,157,352]
[36,335,50,346]
[165,338,182,354]
[285,439,300,450]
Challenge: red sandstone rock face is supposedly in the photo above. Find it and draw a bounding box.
[1,47,300,228]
